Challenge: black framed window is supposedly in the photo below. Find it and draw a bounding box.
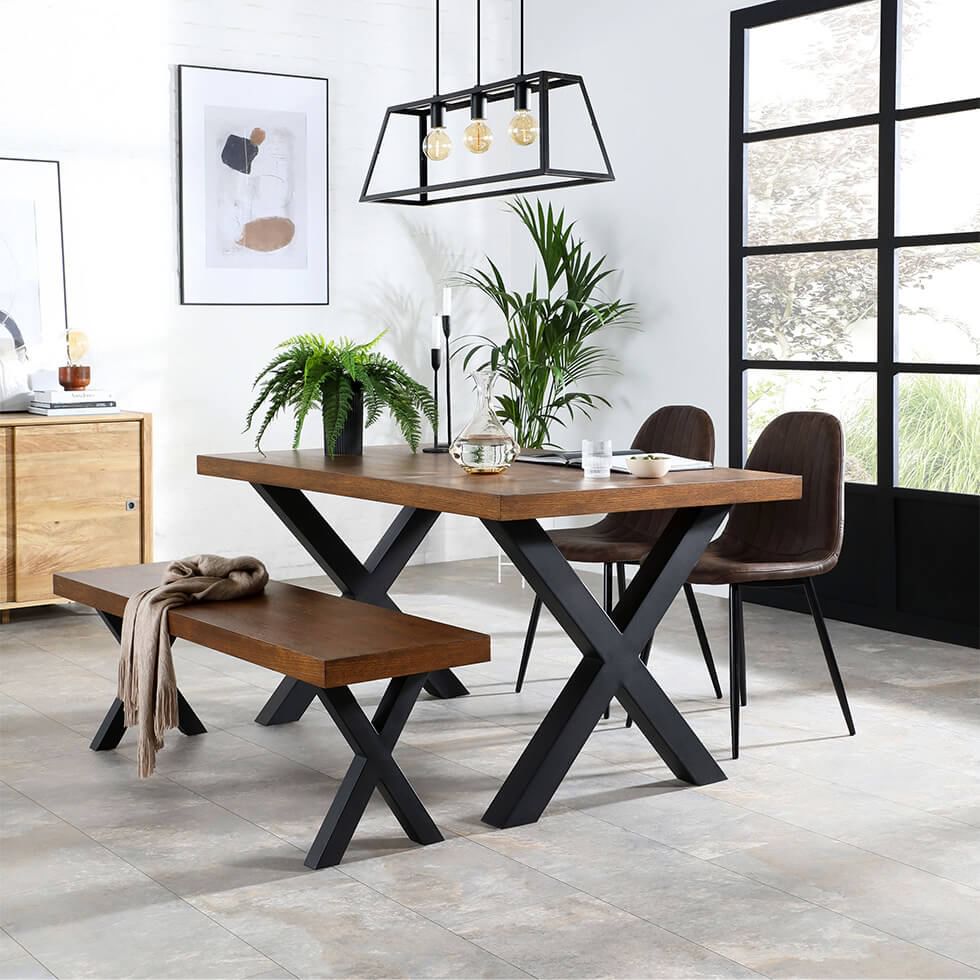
[730,0,979,646]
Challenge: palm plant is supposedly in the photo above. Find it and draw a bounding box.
[456,198,636,449]
[245,332,436,455]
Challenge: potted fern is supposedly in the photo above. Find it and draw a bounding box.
[245,333,436,456]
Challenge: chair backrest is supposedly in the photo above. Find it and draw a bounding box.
[723,411,844,562]
[631,404,716,462]
[600,405,715,541]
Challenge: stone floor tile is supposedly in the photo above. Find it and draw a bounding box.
[3,873,278,979]
[191,872,530,978]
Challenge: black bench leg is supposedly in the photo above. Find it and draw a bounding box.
[90,689,206,750]
[177,690,207,736]
[305,673,442,869]
[91,697,127,751]
[254,677,319,726]
[90,610,206,750]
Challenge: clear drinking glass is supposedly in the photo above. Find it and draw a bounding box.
[582,439,613,478]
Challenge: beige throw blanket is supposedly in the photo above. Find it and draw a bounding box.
[118,554,269,777]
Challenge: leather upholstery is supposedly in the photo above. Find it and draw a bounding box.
[688,411,844,585]
[548,406,715,563]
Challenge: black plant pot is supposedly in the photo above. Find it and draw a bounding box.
[325,382,364,456]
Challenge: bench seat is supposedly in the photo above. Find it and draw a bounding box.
[54,562,490,688]
[53,561,491,868]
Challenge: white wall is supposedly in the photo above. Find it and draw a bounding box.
[1,0,516,576]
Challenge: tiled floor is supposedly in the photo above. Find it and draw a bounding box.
[1,557,978,979]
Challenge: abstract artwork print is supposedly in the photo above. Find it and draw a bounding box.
[178,66,328,305]
[205,106,308,269]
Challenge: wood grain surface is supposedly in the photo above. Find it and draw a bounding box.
[13,422,143,601]
[197,447,802,520]
[53,562,491,688]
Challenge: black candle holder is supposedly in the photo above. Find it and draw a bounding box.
[422,342,448,453]
[422,314,454,453]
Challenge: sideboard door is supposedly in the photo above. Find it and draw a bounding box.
[12,421,144,602]
[0,428,11,603]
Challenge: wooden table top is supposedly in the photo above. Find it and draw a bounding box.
[198,447,801,521]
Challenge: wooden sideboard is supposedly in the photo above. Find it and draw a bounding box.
[0,412,152,622]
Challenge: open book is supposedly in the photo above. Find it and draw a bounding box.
[516,449,713,473]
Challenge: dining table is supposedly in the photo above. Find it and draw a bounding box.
[197,447,801,828]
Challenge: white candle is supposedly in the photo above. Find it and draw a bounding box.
[431,314,442,349]
[442,286,452,316]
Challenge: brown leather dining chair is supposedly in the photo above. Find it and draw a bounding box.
[687,411,856,758]
[516,405,723,705]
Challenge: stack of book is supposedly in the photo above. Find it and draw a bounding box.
[29,389,119,416]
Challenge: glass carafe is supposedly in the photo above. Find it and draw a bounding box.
[450,370,518,474]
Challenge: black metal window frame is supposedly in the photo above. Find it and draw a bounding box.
[729,0,980,645]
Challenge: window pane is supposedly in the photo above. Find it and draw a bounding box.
[897,244,980,364]
[747,369,877,483]
[900,0,980,108]
[897,374,980,493]
[897,111,980,236]
[746,2,879,132]
[745,251,877,361]
[747,127,878,245]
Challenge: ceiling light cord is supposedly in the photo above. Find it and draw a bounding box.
[476,0,482,86]
[520,0,525,76]
[435,0,440,95]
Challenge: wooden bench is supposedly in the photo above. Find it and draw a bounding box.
[53,562,490,868]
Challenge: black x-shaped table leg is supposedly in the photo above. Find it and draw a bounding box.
[251,484,469,727]
[306,672,443,868]
[89,611,206,751]
[481,504,730,828]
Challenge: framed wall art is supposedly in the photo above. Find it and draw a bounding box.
[177,65,329,305]
[0,157,68,358]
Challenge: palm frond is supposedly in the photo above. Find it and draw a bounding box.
[454,195,633,448]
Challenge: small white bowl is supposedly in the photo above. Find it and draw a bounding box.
[624,454,672,479]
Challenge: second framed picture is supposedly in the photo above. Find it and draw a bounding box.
[177,65,329,305]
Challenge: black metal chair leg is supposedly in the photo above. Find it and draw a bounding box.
[616,562,627,598]
[516,596,543,692]
[738,606,748,708]
[683,584,723,699]
[803,578,856,736]
[729,584,743,759]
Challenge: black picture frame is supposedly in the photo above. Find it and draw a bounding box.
[176,64,330,306]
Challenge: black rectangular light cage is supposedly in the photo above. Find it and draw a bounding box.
[360,71,614,206]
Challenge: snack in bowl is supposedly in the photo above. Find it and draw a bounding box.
[624,453,672,478]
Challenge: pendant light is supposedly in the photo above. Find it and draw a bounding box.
[422,1,452,161]
[361,0,615,205]
[508,0,539,146]
[463,0,494,153]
